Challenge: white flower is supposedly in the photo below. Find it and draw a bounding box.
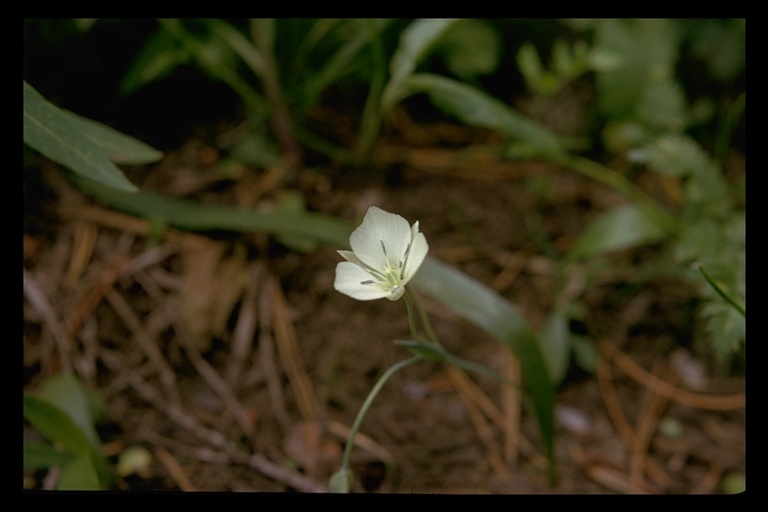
[334,206,429,301]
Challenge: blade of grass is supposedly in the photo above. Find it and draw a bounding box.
[699,265,745,317]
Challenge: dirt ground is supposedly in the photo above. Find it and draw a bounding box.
[23,105,745,493]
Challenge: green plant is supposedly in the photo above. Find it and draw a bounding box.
[23,374,113,490]
[23,80,163,191]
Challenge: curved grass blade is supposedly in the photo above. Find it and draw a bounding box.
[381,18,458,113]
[699,265,745,317]
[395,73,566,157]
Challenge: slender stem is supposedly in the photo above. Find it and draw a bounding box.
[403,292,422,342]
[340,355,421,476]
[549,152,683,235]
[408,288,439,344]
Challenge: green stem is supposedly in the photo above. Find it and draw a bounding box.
[408,288,439,344]
[339,355,421,483]
[549,152,683,235]
[403,292,424,343]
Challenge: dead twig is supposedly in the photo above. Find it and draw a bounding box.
[271,277,319,423]
[325,419,396,466]
[105,290,180,402]
[225,262,261,388]
[66,244,177,341]
[257,276,291,430]
[175,321,256,438]
[100,347,326,491]
[629,363,676,490]
[584,463,658,494]
[446,365,513,481]
[154,447,197,492]
[23,268,72,374]
[501,348,521,466]
[599,341,745,411]
[62,222,98,289]
[596,348,672,490]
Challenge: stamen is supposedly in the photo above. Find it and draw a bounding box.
[360,280,374,285]
[380,240,387,255]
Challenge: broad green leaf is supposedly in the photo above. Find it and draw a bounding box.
[61,109,163,164]
[37,373,102,449]
[395,73,565,156]
[381,18,458,113]
[274,190,319,252]
[23,81,138,192]
[538,311,571,385]
[23,439,78,470]
[629,133,710,178]
[411,256,556,480]
[566,203,668,262]
[636,81,687,132]
[592,19,680,121]
[58,453,101,490]
[24,387,114,487]
[23,395,94,455]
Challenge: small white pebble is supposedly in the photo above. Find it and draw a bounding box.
[555,404,591,435]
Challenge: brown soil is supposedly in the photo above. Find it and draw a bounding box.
[23,116,745,494]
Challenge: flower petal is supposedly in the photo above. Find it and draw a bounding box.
[402,231,428,285]
[349,207,412,271]
[333,262,390,301]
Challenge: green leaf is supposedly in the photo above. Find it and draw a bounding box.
[37,373,103,449]
[58,453,101,490]
[592,19,680,121]
[23,81,138,192]
[273,190,319,252]
[395,73,566,156]
[60,109,163,164]
[566,203,668,262]
[301,19,391,104]
[23,395,95,455]
[636,81,687,132]
[23,439,78,470]
[699,265,745,317]
[435,19,500,79]
[24,377,114,488]
[120,28,191,95]
[381,18,458,113]
[538,311,572,385]
[395,339,447,361]
[629,133,710,178]
[411,257,556,481]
